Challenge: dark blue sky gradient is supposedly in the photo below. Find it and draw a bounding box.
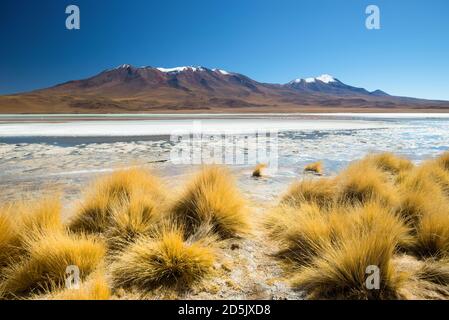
[1,0,448,99]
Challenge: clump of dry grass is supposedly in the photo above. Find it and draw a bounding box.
[348,201,414,250]
[416,259,449,286]
[69,168,166,234]
[288,203,408,299]
[395,167,449,257]
[265,203,332,266]
[413,209,449,258]
[1,199,64,271]
[417,162,449,197]
[397,181,440,226]
[105,190,166,252]
[16,199,64,242]
[111,229,215,290]
[0,206,19,271]
[292,230,405,299]
[267,200,411,283]
[1,232,105,297]
[280,178,336,209]
[361,153,413,175]
[436,152,449,172]
[304,162,323,175]
[336,163,398,207]
[252,163,267,177]
[170,166,248,239]
[266,154,430,299]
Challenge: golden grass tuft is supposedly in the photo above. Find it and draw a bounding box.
[16,198,63,238]
[268,156,417,299]
[292,230,405,299]
[416,259,449,286]
[348,201,414,250]
[0,206,19,270]
[418,162,449,197]
[105,190,166,252]
[1,232,105,296]
[414,209,449,258]
[111,229,215,290]
[436,152,449,172]
[336,162,398,207]
[170,166,248,238]
[280,178,336,209]
[265,203,332,266]
[69,168,166,234]
[1,199,63,271]
[304,162,323,175]
[361,153,413,175]
[252,163,267,177]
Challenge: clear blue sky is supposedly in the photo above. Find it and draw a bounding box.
[1,0,448,100]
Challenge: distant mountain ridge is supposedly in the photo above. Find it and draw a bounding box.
[1,64,448,113]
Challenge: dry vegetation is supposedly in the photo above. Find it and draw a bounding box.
[0,166,248,300]
[2,152,449,300]
[252,163,267,177]
[111,229,216,290]
[304,162,323,175]
[170,166,248,239]
[266,152,449,299]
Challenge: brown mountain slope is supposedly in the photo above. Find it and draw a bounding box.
[1,65,448,113]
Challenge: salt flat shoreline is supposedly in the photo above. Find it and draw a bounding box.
[1,113,449,204]
[2,112,449,122]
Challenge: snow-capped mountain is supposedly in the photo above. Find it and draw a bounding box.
[51,65,259,96]
[1,64,448,113]
[287,74,386,96]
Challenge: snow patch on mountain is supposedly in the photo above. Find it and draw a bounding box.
[156,66,205,73]
[316,74,336,83]
[213,69,230,75]
[115,64,132,69]
[291,74,337,84]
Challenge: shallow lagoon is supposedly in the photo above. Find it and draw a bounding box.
[1,113,448,204]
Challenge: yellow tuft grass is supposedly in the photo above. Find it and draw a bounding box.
[304,162,323,175]
[280,178,336,209]
[0,206,19,270]
[414,209,449,258]
[266,152,449,299]
[436,152,449,172]
[361,153,413,175]
[105,190,167,252]
[336,162,398,207]
[347,201,414,250]
[69,168,166,234]
[111,229,215,290]
[417,162,449,197]
[16,198,63,238]
[292,230,405,299]
[1,199,64,271]
[252,163,267,177]
[417,259,449,286]
[1,232,105,296]
[265,203,332,266]
[170,166,248,238]
[391,163,449,258]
